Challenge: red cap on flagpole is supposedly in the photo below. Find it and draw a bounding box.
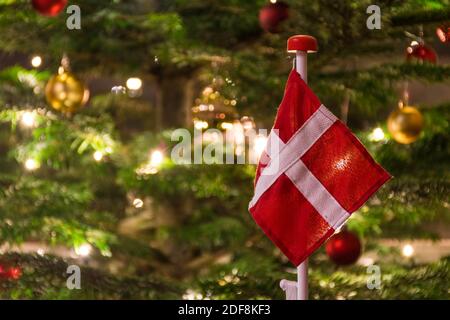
[287,35,318,53]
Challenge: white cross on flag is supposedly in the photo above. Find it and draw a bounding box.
[249,70,391,266]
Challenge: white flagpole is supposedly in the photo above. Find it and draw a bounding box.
[279,35,318,301]
[295,50,309,301]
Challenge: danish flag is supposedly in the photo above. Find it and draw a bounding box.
[249,70,391,266]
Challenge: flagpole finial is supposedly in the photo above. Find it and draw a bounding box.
[287,35,318,53]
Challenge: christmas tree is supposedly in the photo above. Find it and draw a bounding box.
[0,0,449,299]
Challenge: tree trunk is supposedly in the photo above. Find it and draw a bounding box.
[154,74,195,129]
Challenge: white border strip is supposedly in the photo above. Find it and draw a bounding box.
[249,105,337,209]
[285,160,350,229]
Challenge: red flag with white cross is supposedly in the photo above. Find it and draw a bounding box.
[249,70,391,266]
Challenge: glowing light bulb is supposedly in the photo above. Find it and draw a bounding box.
[402,244,414,258]
[75,243,92,257]
[126,77,142,91]
[93,151,104,162]
[24,159,39,171]
[232,121,245,144]
[111,85,126,95]
[31,56,42,68]
[198,104,208,111]
[182,289,203,300]
[241,116,255,131]
[369,127,385,142]
[221,122,233,130]
[21,111,36,127]
[133,198,144,208]
[202,86,213,96]
[194,120,208,130]
[270,0,277,3]
[253,135,268,159]
[150,150,164,167]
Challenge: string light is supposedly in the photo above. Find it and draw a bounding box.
[241,116,255,131]
[202,87,213,96]
[21,111,36,128]
[221,122,233,130]
[135,149,164,176]
[133,198,144,208]
[111,85,126,95]
[93,151,104,162]
[369,127,385,142]
[150,150,164,167]
[182,289,203,300]
[31,55,42,68]
[75,243,92,257]
[136,165,158,175]
[232,120,245,145]
[402,244,414,258]
[194,120,209,130]
[24,158,39,171]
[253,134,268,159]
[198,104,209,111]
[126,77,142,91]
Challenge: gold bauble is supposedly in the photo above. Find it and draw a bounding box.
[45,70,89,114]
[387,105,424,144]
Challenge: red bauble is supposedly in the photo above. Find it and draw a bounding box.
[326,230,361,266]
[259,1,289,33]
[436,24,450,43]
[406,43,437,64]
[0,264,21,280]
[32,0,67,17]
[6,267,22,280]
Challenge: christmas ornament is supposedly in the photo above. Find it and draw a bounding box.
[32,0,67,17]
[0,264,22,280]
[406,42,437,64]
[326,230,362,266]
[45,57,89,114]
[259,1,289,33]
[6,267,22,280]
[436,24,450,43]
[387,103,423,144]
